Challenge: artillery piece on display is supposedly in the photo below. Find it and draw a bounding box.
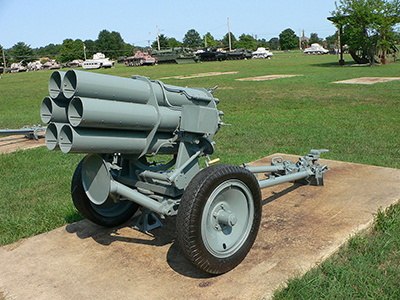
[41,70,328,274]
[349,45,399,64]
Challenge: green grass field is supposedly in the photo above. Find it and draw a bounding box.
[0,51,399,298]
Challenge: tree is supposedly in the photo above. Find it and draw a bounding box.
[326,31,339,48]
[331,0,400,64]
[279,29,298,50]
[83,39,96,59]
[203,32,217,47]
[183,29,202,48]
[34,43,62,59]
[168,37,183,48]
[96,30,126,57]
[236,34,258,50]
[59,39,84,62]
[221,32,237,49]
[9,42,34,63]
[268,37,279,50]
[257,38,269,48]
[151,34,169,50]
[309,33,323,44]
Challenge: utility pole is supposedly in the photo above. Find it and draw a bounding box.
[83,43,87,61]
[228,17,232,51]
[156,25,161,51]
[2,49,6,75]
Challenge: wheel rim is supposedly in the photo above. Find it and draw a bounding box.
[201,179,255,258]
[90,196,133,218]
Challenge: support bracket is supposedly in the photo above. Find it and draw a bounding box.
[134,208,163,233]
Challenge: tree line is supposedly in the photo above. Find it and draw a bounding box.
[0,28,335,66]
[3,0,399,67]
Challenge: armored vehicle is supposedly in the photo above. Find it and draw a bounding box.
[83,53,114,69]
[252,47,273,59]
[226,48,252,60]
[195,47,226,61]
[303,43,329,55]
[151,47,198,64]
[124,51,157,67]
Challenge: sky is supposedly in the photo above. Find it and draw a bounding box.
[0,0,338,49]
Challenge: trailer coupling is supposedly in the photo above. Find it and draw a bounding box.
[245,149,329,188]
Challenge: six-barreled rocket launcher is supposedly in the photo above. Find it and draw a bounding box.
[41,70,328,274]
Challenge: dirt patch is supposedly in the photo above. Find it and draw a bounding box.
[236,74,302,81]
[333,77,400,85]
[160,71,239,80]
[0,134,46,154]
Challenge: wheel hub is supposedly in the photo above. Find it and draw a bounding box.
[201,179,255,258]
[212,203,238,229]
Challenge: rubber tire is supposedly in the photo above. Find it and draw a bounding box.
[176,164,262,274]
[71,156,139,227]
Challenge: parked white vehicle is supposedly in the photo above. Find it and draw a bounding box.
[303,43,329,55]
[10,61,27,73]
[83,53,114,69]
[252,47,273,59]
[27,61,42,71]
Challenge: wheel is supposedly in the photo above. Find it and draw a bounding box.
[350,48,370,64]
[71,156,139,227]
[176,164,262,274]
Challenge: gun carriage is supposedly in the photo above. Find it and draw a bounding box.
[42,70,328,274]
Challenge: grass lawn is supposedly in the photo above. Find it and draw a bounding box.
[0,51,399,298]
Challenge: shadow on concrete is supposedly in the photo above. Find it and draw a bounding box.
[262,183,301,206]
[166,241,215,279]
[64,183,300,279]
[65,215,176,247]
[66,215,216,278]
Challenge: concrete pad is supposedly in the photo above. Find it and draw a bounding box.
[236,75,301,82]
[333,77,400,85]
[159,71,239,80]
[1,154,400,300]
[0,134,45,154]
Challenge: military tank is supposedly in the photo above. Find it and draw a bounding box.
[195,47,226,61]
[226,48,252,60]
[151,47,199,64]
[124,51,157,67]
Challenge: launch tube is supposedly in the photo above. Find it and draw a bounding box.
[62,70,216,107]
[41,97,69,124]
[58,124,177,154]
[68,97,180,132]
[48,71,67,100]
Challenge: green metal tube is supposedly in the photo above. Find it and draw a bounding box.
[45,122,67,150]
[62,70,215,107]
[68,97,180,132]
[246,166,282,173]
[48,71,67,100]
[41,97,69,124]
[110,181,166,215]
[63,70,151,102]
[258,170,312,189]
[58,124,177,154]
